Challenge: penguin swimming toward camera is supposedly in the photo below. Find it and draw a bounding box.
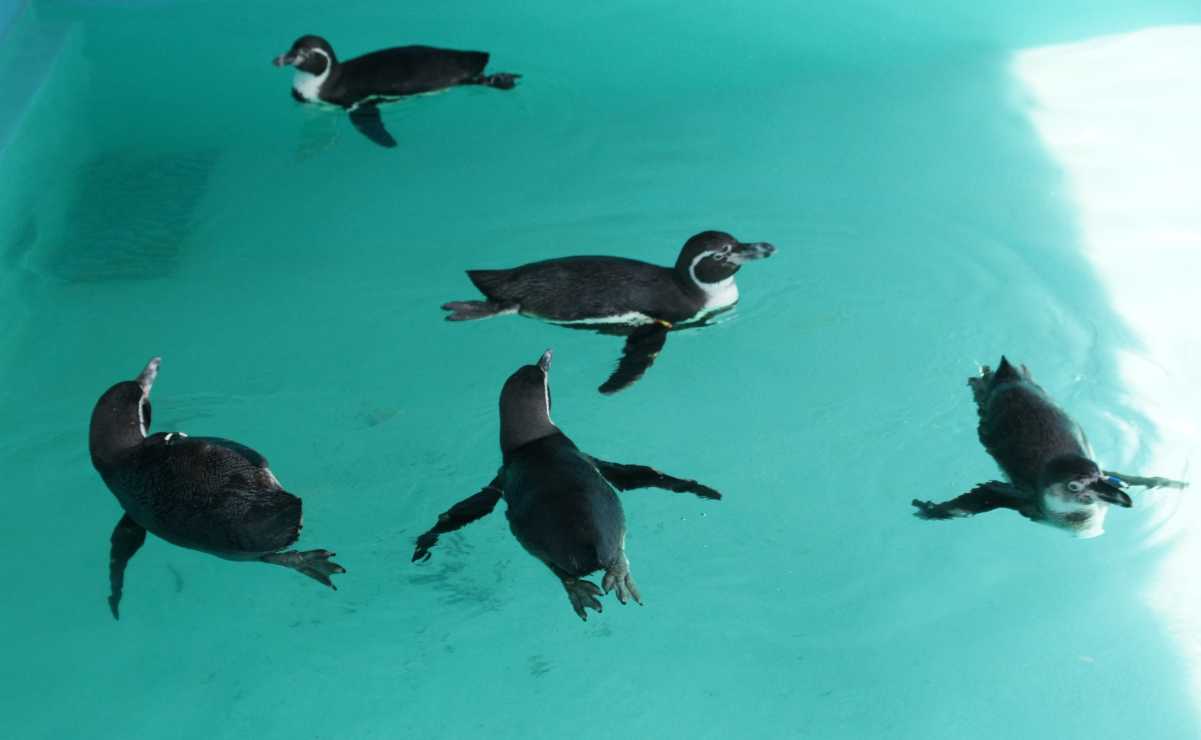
[273,34,520,148]
[411,349,721,620]
[912,357,1188,537]
[90,357,345,619]
[442,230,776,394]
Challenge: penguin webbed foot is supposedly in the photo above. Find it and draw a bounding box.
[1102,471,1189,490]
[562,578,604,621]
[602,558,642,607]
[911,499,958,520]
[260,549,346,590]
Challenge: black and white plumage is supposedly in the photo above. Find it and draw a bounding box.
[912,357,1187,537]
[411,350,721,620]
[273,34,520,148]
[89,357,344,619]
[442,230,776,394]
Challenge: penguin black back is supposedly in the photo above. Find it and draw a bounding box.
[972,356,1087,491]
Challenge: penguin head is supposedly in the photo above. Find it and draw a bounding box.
[273,35,337,75]
[500,349,557,454]
[675,231,776,289]
[1039,454,1133,511]
[89,357,160,466]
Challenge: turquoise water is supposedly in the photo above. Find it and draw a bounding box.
[3,1,1201,737]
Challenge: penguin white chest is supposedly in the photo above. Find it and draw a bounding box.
[1042,496,1108,539]
[292,69,326,102]
[700,278,740,311]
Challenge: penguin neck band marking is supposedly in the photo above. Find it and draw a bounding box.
[688,252,739,309]
[293,48,332,102]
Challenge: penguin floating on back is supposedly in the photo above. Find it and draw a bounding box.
[442,230,776,394]
[411,349,721,620]
[273,34,520,148]
[913,357,1188,537]
[90,357,345,619]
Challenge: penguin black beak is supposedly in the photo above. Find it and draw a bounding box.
[537,349,553,373]
[1090,479,1133,507]
[729,241,776,265]
[273,52,296,67]
[137,356,161,394]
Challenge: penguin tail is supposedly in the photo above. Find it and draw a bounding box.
[467,72,521,90]
[993,356,1022,381]
[969,356,1026,409]
[441,300,509,321]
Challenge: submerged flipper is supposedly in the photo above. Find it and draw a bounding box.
[589,456,721,500]
[412,476,504,561]
[598,320,671,395]
[108,514,147,620]
[912,481,1027,520]
[348,103,398,148]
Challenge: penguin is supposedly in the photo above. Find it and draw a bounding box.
[442,230,776,394]
[90,357,345,619]
[912,357,1188,537]
[411,349,721,620]
[272,34,520,148]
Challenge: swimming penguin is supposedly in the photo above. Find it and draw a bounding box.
[912,357,1188,537]
[272,34,520,148]
[411,349,721,620]
[90,357,345,619]
[442,231,776,394]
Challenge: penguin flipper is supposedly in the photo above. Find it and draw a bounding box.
[912,481,1025,520]
[1102,471,1189,490]
[348,103,398,148]
[108,514,147,621]
[412,475,503,562]
[598,321,671,395]
[589,456,721,500]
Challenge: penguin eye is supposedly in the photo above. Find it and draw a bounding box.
[710,252,725,262]
[1067,480,1084,493]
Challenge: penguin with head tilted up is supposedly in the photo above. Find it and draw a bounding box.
[442,230,776,394]
[913,357,1188,537]
[90,357,345,619]
[411,349,721,620]
[272,34,520,148]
